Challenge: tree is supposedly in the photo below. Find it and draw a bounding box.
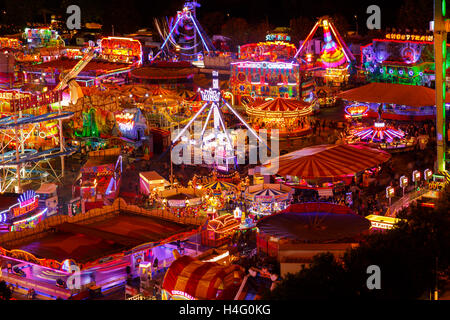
[263,253,355,299]
[264,186,450,299]
[220,17,250,50]
[0,281,12,300]
[289,17,315,46]
[199,11,226,36]
[248,21,272,44]
[397,0,433,31]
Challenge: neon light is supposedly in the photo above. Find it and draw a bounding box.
[385,33,434,42]
[13,208,47,226]
[171,290,195,300]
[231,61,298,69]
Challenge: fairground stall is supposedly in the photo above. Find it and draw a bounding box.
[0,190,47,233]
[99,36,143,65]
[114,108,148,144]
[73,148,122,211]
[162,255,244,300]
[22,27,65,49]
[139,171,170,195]
[244,184,293,216]
[229,40,301,104]
[0,89,76,193]
[338,82,445,121]
[201,213,241,247]
[361,32,438,86]
[246,97,313,137]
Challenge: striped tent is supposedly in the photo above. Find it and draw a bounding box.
[245,183,293,202]
[263,144,391,178]
[188,91,203,102]
[246,97,313,119]
[151,86,178,97]
[178,89,194,99]
[203,181,236,191]
[162,255,244,300]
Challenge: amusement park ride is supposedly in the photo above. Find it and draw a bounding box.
[0,48,97,193]
[171,71,266,172]
[294,17,355,84]
[153,1,216,63]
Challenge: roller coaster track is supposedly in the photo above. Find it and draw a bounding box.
[0,146,78,167]
[0,111,74,130]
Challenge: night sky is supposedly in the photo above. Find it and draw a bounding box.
[0,0,430,33]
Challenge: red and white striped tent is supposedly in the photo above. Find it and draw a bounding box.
[263,144,391,178]
[162,255,244,300]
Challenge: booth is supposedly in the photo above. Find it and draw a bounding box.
[139,171,170,195]
[201,214,241,247]
[0,190,47,232]
[244,184,293,216]
[115,108,148,142]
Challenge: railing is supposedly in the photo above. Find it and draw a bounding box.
[387,187,431,217]
[0,272,73,299]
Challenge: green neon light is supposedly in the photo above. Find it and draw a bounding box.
[443,0,447,17]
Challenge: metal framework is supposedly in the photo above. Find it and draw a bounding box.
[153,1,216,62]
[293,17,355,64]
[0,109,76,193]
[434,0,447,172]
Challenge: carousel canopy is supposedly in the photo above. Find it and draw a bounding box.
[162,255,244,300]
[263,144,391,178]
[246,98,312,118]
[257,203,371,242]
[203,181,236,191]
[337,82,450,108]
[245,183,293,201]
[151,86,178,97]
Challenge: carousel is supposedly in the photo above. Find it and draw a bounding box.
[158,187,206,217]
[244,183,294,216]
[345,121,417,152]
[246,98,313,137]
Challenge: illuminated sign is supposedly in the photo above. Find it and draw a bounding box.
[344,103,369,118]
[171,290,195,300]
[385,33,433,42]
[366,215,401,230]
[199,88,220,102]
[100,37,143,65]
[12,191,39,218]
[0,90,31,101]
[10,90,62,112]
[412,170,421,182]
[386,186,395,198]
[374,122,386,128]
[232,61,297,70]
[399,176,408,188]
[115,112,135,131]
[424,169,433,180]
[266,34,291,42]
